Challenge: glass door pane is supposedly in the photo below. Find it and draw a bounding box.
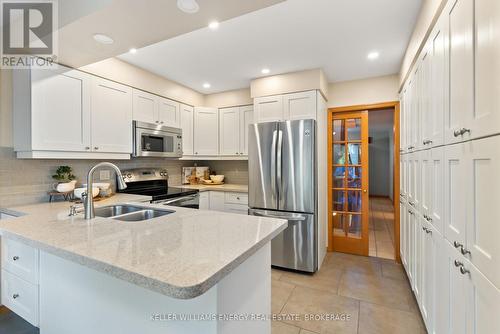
[329,111,369,255]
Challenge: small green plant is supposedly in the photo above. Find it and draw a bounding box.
[52,166,76,182]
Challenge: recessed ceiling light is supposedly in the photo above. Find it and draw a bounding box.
[367,51,380,60]
[177,0,199,13]
[203,83,211,89]
[261,68,270,74]
[93,33,114,45]
[208,21,219,30]
[129,48,137,54]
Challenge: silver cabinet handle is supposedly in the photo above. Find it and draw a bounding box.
[408,210,414,215]
[453,241,463,249]
[12,294,19,299]
[460,128,471,135]
[460,247,471,256]
[423,139,433,145]
[12,256,19,261]
[454,260,463,267]
[459,266,470,275]
[409,201,415,206]
[94,147,99,150]
[85,146,90,150]
[422,226,427,232]
[453,129,462,137]
[425,229,432,234]
[236,197,240,200]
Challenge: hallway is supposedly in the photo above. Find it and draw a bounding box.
[368,197,395,260]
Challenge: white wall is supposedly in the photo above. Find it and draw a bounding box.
[204,88,253,108]
[79,58,205,106]
[327,75,399,108]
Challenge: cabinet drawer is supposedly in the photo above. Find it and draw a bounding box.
[224,203,248,215]
[224,192,248,205]
[1,238,39,284]
[1,269,39,326]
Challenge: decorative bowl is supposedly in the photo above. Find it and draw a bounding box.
[210,175,225,183]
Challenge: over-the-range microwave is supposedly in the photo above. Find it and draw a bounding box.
[133,121,183,158]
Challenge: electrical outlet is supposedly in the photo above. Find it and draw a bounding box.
[99,170,110,180]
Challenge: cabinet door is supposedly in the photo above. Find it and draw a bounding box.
[219,107,240,156]
[407,154,415,206]
[474,0,500,140]
[420,49,432,149]
[209,191,225,211]
[254,95,283,123]
[407,206,416,286]
[132,89,157,124]
[445,0,474,144]
[410,68,421,151]
[400,200,408,269]
[430,147,444,234]
[413,152,421,211]
[180,104,194,156]
[405,79,414,151]
[239,105,253,155]
[443,242,468,334]
[400,90,406,152]
[420,149,432,218]
[464,257,500,333]
[193,107,218,156]
[466,136,500,288]
[91,78,133,153]
[283,90,317,120]
[199,192,209,210]
[158,97,180,127]
[429,16,447,147]
[421,220,438,331]
[444,142,467,247]
[413,215,423,303]
[30,67,91,151]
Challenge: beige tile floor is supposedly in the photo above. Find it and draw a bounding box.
[369,197,395,260]
[271,252,426,334]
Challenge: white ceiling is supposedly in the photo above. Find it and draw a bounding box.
[56,0,284,67]
[119,0,422,94]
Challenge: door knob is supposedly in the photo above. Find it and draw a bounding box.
[460,247,471,256]
[363,190,367,193]
[453,241,463,249]
[459,266,470,275]
[12,256,19,261]
[460,128,471,135]
[12,294,19,299]
[453,129,462,137]
[454,260,463,267]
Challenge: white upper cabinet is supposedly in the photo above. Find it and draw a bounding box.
[132,89,180,127]
[429,15,447,148]
[445,0,474,144]
[91,78,133,153]
[180,104,194,156]
[13,66,131,158]
[14,66,91,153]
[132,90,157,124]
[158,97,180,127]
[254,90,319,123]
[219,107,240,156]
[193,107,218,156]
[254,95,283,122]
[219,105,254,156]
[430,147,444,234]
[420,149,432,218]
[474,0,500,139]
[239,105,254,155]
[284,90,317,120]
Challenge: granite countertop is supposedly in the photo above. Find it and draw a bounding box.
[174,183,248,193]
[0,194,286,299]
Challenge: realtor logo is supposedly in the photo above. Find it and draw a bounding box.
[1,0,58,68]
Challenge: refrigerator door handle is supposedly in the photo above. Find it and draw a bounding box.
[270,130,277,198]
[251,211,306,222]
[276,129,283,201]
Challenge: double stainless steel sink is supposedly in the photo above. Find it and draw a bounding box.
[94,205,174,222]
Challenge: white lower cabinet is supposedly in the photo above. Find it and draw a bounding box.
[202,191,248,214]
[1,238,39,327]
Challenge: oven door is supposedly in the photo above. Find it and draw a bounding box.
[133,121,182,158]
[160,194,199,209]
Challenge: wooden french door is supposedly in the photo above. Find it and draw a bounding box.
[328,111,369,255]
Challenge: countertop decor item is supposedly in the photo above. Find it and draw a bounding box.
[209,175,225,183]
[52,166,77,193]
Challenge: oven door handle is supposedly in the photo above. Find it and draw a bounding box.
[161,194,198,205]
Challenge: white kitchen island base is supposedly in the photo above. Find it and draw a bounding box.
[39,243,271,334]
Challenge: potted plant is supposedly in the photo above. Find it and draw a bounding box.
[52,166,77,193]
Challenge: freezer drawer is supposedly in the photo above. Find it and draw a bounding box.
[249,209,317,272]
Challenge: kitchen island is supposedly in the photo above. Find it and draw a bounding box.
[0,195,287,334]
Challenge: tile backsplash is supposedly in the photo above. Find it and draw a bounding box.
[0,147,248,207]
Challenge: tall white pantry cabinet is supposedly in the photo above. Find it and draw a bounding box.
[399,0,500,333]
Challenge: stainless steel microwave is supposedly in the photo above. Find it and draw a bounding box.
[133,121,183,158]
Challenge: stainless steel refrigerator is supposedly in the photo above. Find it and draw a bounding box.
[248,119,317,273]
